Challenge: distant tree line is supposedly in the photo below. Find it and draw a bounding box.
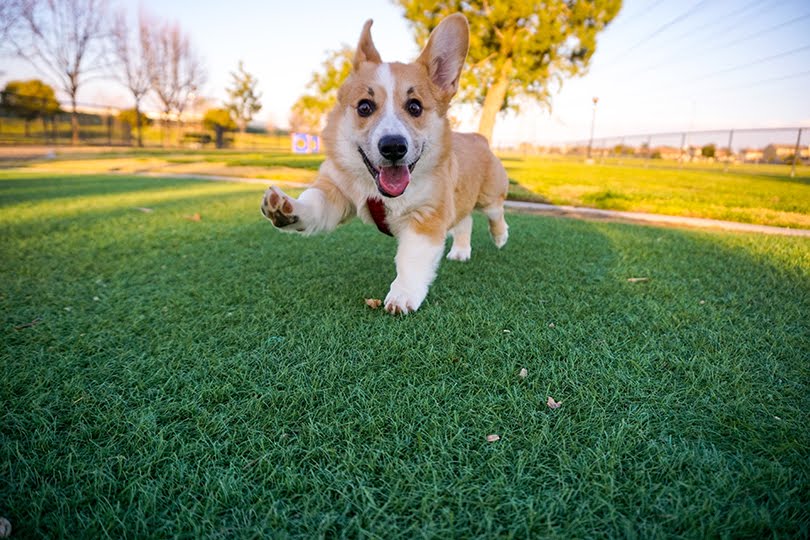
[1,0,262,147]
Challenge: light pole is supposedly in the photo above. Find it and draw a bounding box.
[587,96,599,160]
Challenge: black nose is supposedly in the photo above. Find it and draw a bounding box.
[378,135,408,162]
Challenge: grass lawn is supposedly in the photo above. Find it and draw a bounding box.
[1,170,809,538]
[7,147,810,229]
[503,156,810,229]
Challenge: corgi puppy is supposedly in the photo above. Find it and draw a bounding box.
[261,13,509,315]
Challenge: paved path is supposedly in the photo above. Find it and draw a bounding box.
[504,201,810,237]
[147,172,810,237]
[21,168,810,237]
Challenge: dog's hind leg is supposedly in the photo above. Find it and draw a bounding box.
[446,214,473,261]
[483,201,509,248]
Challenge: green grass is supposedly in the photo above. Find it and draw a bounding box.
[503,156,810,228]
[6,148,809,228]
[1,171,809,538]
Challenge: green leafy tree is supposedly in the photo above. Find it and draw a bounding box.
[1,79,60,136]
[203,108,237,132]
[226,61,262,134]
[394,0,622,141]
[701,144,716,159]
[118,108,152,129]
[289,46,353,133]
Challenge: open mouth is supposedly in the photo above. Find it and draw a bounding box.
[358,146,421,198]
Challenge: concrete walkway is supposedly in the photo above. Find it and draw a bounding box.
[77,170,810,238]
[134,171,810,237]
[504,201,810,237]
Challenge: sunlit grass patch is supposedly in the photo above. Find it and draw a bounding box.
[1,171,808,537]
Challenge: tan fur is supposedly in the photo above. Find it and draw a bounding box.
[261,14,509,314]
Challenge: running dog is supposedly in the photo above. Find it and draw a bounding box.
[261,13,509,314]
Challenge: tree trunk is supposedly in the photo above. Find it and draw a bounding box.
[476,59,512,144]
[161,112,169,148]
[135,102,143,147]
[24,120,31,137]
[42,116,49,141]
[70,96,79,145]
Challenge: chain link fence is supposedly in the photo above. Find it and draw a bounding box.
[506,127,808,177]
[0,91,288,150]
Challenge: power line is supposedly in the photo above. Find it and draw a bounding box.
[619,12,810,79]
[611,0,712,58]
[659,0,768,49]
[710,69,810,93]
[612,0,667,27]
[690,44,810,84]
[716,13,810,51]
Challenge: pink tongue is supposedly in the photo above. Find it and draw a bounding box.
[378,166,410,197]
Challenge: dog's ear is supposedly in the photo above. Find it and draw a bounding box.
[353,19,382,70]
[416,13,469,98]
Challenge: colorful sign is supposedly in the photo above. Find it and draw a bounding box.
[292,133,320,154]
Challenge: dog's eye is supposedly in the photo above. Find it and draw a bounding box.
[406,99,422,117]
[357,100,376,118]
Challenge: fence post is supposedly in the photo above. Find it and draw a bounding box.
[679,132,686,167]
[645,135,652,167]
[724,129,734,173]
[106,109,113,146]
[790,128,802,178]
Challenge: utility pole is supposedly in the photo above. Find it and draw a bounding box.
[723,129,734,173]
[790,128,802,178]
[587,96,599,160]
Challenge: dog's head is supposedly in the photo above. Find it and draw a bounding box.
[324,14,469,198]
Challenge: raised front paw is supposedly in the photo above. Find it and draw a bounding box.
[261,186,300,229]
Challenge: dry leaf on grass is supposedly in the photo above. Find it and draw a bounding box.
[0,517,11,538]
[486,434,500,442]
[184,213,202,222]
[548,322,556,328]
[627,277,650,283]
[519,368,528,378]
[13,318,41,331]
[365,298,382,309]
[133,207,153,213]
[547,396,562,409]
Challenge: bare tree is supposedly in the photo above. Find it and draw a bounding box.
[19,0,110,145]
[142,17,206,146]
[111,9,151,147]
[0,0,25,55]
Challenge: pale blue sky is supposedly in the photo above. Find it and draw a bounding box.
[3,0,809,145]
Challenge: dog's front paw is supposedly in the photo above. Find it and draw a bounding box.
[384,282,426,315]
[446,246,471,261]
[261,186,300,229]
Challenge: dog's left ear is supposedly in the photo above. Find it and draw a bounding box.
[416,14,469,99]
[353,19,382,70]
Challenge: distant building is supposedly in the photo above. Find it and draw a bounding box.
[763,143,810,163]
[652,146,681,160]
[741,148,764,162]
[714,147,732,160]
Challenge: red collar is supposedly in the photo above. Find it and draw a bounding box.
[366,197,393,236]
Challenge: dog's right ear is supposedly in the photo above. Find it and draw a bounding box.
[353,19,382,70]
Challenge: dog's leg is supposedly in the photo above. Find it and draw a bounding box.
[483,202,509,248]
[261,179,353,235]
[385,227,444,315]
[446,214,473,261]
